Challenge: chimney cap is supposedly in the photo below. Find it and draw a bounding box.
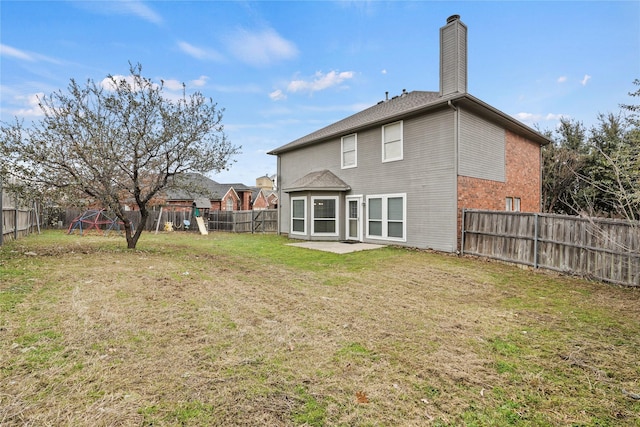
[446,14,460,24]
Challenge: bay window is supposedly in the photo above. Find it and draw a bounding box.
[312,197,338,235]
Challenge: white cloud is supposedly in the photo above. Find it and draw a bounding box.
[178,41,225,62]
[121,0,163,25]
[0,44,34,61]
[162,79,184,91]
[381,69,387,75]
[72,0,162,25]
[100,74,136,91]
[581,74,592,86]
[12,92,46,117]
[190,76,209,87]
[557,76,567,83]
[514,112,566,124]
[269,89,287,101]
[287,71,355,94]
[0,44,63,64]
[227,28,298,67]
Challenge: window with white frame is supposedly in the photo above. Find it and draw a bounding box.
[382,121,403,162]
[341,134,357,169]
[505,197,521,212]
[366,194,406,241]
[312,196,338,235]
[291,197,306,234]
[226,197,234,211]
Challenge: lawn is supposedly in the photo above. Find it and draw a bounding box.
[1,231,639,426]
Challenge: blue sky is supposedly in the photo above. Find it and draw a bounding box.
[1,1,638,185]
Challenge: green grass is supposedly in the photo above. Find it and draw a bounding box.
[1,230,639,426]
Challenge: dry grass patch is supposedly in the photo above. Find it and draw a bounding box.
[1,231,639,426]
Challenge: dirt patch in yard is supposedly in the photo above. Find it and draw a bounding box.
[1,232,639,426]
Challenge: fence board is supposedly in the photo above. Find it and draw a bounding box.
[1,185,38,245]
[463,210,640,287]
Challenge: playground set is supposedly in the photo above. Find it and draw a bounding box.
[67,209,131,236]
[67,204,210,237]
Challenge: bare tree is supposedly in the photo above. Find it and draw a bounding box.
[0,63,240,249]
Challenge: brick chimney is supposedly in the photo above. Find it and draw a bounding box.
[439,14,467,97]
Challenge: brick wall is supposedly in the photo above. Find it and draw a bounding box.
[242,191,253,210]
[252,192,269,210]
[456,129,542,247]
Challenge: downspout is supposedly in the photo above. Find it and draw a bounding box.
[448,100,461,253]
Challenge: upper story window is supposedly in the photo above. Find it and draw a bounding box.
[382,121,403,162]
[341,134,357,169]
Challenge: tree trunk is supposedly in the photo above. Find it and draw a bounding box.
[124,219,136,249]
[130,211,148,249]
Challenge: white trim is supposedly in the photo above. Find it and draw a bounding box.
[345,195,363,241]
[290,197,306,235]
[382,121,403,163]
[311,196,339,236]
[341,133,358,169]
[365,193,407,242]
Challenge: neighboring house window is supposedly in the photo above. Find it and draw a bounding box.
[312,196,338,235]
[505,197,521,212]
[226,198,234,211]
[382,121,403,162]
[341,134,357,169]
[366,194,406,241]
[291,197,306,235]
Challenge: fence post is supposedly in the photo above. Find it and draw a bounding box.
[460,208,466,256]
[233,211,237,233]
[14,192,18,241]
[533,213,539,269]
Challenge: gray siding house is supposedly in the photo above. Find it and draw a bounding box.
[268,15,551,252]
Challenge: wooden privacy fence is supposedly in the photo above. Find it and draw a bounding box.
[462,209,640,287]
[57,208,278,234]
[1,186,40,245]
[208,209,277,233]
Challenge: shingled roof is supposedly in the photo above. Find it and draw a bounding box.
[269,91,441,155]
[268,90,551,156]
[164,173,252,201]
[283,170,351,193]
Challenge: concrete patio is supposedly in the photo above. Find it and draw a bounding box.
[286,241,386,254]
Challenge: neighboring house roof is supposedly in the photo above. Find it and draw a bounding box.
[264,190,278,200]
[193,197,211,208]
[268,91,551,155]
[283,170,351,193]
[164,173,252,202]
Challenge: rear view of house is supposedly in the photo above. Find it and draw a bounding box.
[268,15,551,252]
